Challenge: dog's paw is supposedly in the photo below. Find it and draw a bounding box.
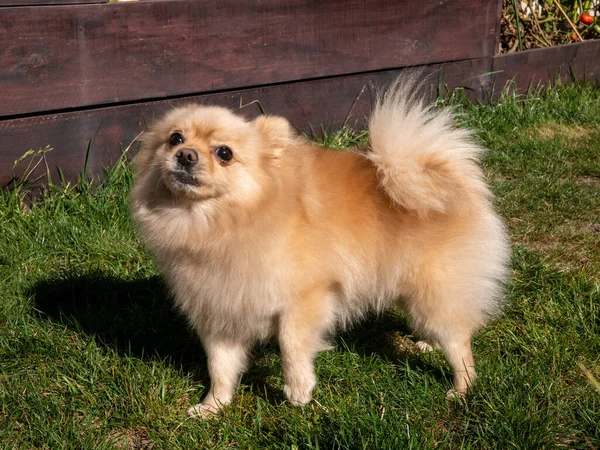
[284,384,313,406]
[186,402,221,419]
[415,340,434,353]
[445,388,467,402]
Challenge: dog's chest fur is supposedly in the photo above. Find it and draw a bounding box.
[150,212,289,341]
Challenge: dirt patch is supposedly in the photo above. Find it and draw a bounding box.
[108,429,154,450]
[557,176,600,186]
[578,176,600,186]
[529,124,595,141]
[516,219,600,277]
[587,222,600,234]
[387,331,421,355]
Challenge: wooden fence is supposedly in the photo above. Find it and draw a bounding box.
[1,0,599,185]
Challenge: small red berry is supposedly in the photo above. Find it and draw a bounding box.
[580,13,594,25]
[572,34,579,41]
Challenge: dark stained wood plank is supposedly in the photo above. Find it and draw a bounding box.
[0,0,105,5]
[492,40,600,95]
[0,1,100,5]
[0,0,500,117]
[0,59,493,186]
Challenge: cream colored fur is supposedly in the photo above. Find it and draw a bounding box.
[130,77,510,418]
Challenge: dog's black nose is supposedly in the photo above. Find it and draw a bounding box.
[175,148,199,167]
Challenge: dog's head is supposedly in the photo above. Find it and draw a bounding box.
[134,105,294,212]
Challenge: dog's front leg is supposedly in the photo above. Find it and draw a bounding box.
[187,339,249,418]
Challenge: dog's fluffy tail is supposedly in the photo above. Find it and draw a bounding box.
[368,77,490,217]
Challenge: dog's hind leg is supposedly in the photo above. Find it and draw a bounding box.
[437,334,476,397]
[403,284,480,398]
[417,321,477,397]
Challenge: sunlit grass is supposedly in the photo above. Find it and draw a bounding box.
[1,82,599,449]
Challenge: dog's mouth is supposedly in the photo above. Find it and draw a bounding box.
[163,170,203,195]
[162,164,220,200]
[171,170,201,187]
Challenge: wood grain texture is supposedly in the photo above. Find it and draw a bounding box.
[0,0,105,5]
[0,0,500,117]
[0,59,493,185]
[492,40,600,94]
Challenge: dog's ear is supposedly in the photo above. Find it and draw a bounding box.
[253,115,295,158]
[131,129,160,174]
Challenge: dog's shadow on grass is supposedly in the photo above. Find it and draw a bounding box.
[30,272,281,402]
[336,312,448,384]
[30,272,446,407]
[31,273,204,371]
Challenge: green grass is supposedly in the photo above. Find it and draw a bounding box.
[1,82,599,449]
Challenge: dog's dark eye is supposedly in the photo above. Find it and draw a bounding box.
[169,132,184,146]
[214,146,233,163]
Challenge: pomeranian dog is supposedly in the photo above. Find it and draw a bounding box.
[130,77,510,418]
